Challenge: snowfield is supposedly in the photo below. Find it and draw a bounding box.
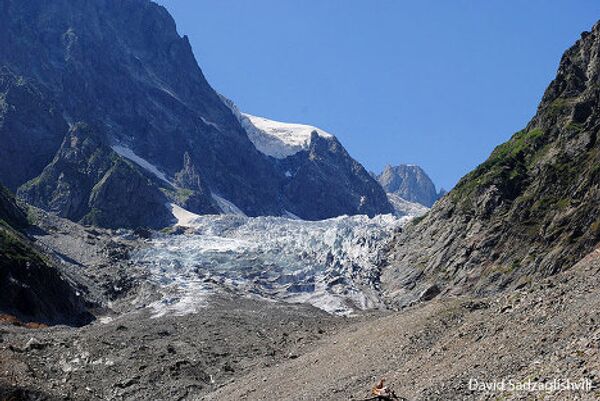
[220,93,334,159]
[131,214,408,317]
[241,113,334,159]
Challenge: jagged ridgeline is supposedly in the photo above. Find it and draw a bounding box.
[0,0,391,228]
[383,24,600,305]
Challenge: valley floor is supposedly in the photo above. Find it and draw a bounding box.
[1,210,598,400]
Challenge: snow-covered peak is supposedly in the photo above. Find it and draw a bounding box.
[241,114,333,159]
[219,93,334,159]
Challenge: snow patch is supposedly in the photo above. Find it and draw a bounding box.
[111,145,172,185]
[241,114,333,159]
[200,117,221,131]
[283,210,301,220]
[168,203,201,227]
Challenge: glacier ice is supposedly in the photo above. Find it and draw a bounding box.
[132,214,408,317]
[241,113,333,159]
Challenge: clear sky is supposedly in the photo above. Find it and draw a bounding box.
[156,0,599,190]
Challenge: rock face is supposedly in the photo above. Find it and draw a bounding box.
[18,124,174,229]
[382,24,600,306]
[0,0,391,227]
[278,133,393,219]
[377,164,442,207]
[224,103,393,219]
[0,183,92,326]
[0,68,67,192]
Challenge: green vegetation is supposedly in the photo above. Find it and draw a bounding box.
[81,208,102,225]
[0,219,47,266]
[547,98,570,117]
[161,186,195,205]
[451,128,545,205]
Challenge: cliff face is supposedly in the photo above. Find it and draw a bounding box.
[0,0,391,227]
[382,23,600,306]
[18,123,174,229]
[278,133,393,220]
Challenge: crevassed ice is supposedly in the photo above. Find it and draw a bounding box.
[132,214,408,317]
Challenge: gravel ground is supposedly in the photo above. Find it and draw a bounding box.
[205,248,600,401]
[0,295,355,401]
[1,209,598,400]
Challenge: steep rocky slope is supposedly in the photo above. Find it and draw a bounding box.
[0,184,91,326]
[18,123,174,229]
[0,0,391,226]
[378,164,443,207]
[382,23,600,306]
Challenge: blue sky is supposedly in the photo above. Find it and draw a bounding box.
[156,1,599,190]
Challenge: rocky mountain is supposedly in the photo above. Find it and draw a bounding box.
[0,0,391,228]
[18,123,175,229]
[225,107,393,219]
[377,164,443,207]
[0,183,91,326]
[382,24,600,306]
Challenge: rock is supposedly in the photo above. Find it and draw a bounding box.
[0,0,392,226]
[0,184,93,326]
[383,22,600,305]
[377,164,443,207]
[419,284,441,301]
[23,337,48,351]
[18,124,174,229]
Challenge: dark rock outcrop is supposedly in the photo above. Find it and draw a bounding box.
[377,164,442,207]
[279,133,393,219]
[18,123,174,229]
[173,152,220,215]
[383,22,600,306]
[0,183,92,326]
[0,68,67,192]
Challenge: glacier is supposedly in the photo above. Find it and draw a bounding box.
[241,113,334,159]
[131,214,409,317]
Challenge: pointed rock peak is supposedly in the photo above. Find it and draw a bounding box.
[377,164,440,207]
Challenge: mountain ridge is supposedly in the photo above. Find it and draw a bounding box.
[0,0,391,228]
[382,23,600,306]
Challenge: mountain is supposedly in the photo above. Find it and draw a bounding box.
[382,24,600,306]
[0,0,391,228]
[0,183,91,326]
[222,102,393,219]
[377,164,443,207]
